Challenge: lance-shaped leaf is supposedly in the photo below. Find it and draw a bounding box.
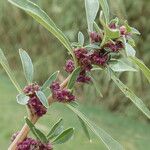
[99,0,110,23]
[52,128,74,145]
[67,104,123,150]
[110,70,150,119]
[85,0,99,32]
[78,116,91,142]
[130,57,150,83]
[78,31,84,46]
[109,59,137,72]
[67,67,81,89]
[25,117,48,143]
[47,118,64,140]
[90,76,103,97]
[16,93,29,105]
[0,48,22,93]
[41,71,59,91]
[36,91,49,108]
[19,49,34,84]
[8,0,74,57]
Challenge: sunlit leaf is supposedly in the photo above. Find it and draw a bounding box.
[85,0,99,32]
[16,93,29,105]
[36,91,49,108]
[67,104,123,150]
[19,49,34,84]
[78,31,84,46]
[52,128,74,145]
[0,48,22,93]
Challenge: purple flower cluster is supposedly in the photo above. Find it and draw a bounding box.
[23,83,47,117]
[50,82,75,102]
[16,138,53,150]
[64,59,75,73]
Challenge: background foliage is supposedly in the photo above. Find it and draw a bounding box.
[0,0,150,119]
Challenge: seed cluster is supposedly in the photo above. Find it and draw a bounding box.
[50,82,75,102]
[23,83,47,117]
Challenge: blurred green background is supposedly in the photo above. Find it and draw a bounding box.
[0,0,150,149]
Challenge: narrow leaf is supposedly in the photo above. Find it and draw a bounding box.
[91,76,103,97]
[99,0,110,23]
[67,104,123,150]
[36,91,49,108]
[47,118,64,140]
[130,57,150,83]
[78,116,91,142]
[85,0,99,32]
[25,117,39,140]
[52,128,74,145]
[19,49,34,84]
[16,93,29,105]
[0,48,22,93]
[67,67,81,89]
[41,71,59,91]
[110,70,150,119]
[78,31,84,46]
[8,0,74,56]
[33,128,48,143]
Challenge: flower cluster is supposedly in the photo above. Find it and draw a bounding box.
[50,82,75,102]
[64,59,75,73]
[23,83,47,117]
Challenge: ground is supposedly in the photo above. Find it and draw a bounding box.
[0,74,150,150]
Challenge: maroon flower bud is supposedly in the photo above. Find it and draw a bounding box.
[64,59,75,73]
[109,23,117,29]
[119,26,127,35]
[77,71,91,83]
[50,82,75,103]
[23,83,40,96]
[17,137,53,150]
[90,32,101,43]
[74,48,88,59]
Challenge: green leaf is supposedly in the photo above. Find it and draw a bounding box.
[78,31,84,46]
[131,27,140,35]
[8,0,74,57]
[99,0,110,23]
[33,128,48,143]
[16,93,29,105]
[25,117,48,143]
[67,67,81,89]
[19,49,34,84]
[124,39,136,57]
[110,70,150,119]
[85,0,99,32]
[52,128,74,145]
[91,76,103,97]
[78,116,91,142]
[93,22,102,33]
[47,118,64,140]
[25,117,40,140]
[100,13,120,46]
[0,48,22,93]
[41,71,59,91]
[109,59,137,72]
[67,104,123,150]
[35,91,49,108]
[130,57,150,83]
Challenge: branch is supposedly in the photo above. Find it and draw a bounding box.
[8,75,70,150]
